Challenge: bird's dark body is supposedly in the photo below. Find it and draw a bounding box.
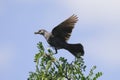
[48,36,84,57]
[35,15,84,58]
[48,36,66,49]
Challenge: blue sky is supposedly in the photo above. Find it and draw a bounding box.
[0,0,120,80]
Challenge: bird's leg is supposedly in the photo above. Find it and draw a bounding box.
[54,48,58,54]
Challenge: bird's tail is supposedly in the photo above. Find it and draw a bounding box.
[64,43,84,58]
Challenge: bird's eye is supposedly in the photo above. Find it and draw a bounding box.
[38,30,44,35]
[39,30,42,32]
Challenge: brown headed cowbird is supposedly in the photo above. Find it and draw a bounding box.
[35,15,84,58]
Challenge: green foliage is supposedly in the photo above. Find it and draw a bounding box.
[28,42,102,80]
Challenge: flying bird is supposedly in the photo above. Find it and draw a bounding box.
[35,15,84,58]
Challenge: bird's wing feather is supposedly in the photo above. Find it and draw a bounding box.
[52,14,78,41]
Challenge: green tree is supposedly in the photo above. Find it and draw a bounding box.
[28,42,102,80]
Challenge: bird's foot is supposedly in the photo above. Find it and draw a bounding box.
[54,48,58,54]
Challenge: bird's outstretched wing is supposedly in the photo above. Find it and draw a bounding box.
[52,15,78,41]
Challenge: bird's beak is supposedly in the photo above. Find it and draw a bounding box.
[34,32,39,34]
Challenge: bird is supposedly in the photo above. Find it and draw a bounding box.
[34,15,84,58]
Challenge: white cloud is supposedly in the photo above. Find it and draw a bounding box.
[0,43,16,70]
[87,34,120,63]
[64,0,120,25]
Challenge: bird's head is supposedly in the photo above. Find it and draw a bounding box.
[34,29,46,35]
